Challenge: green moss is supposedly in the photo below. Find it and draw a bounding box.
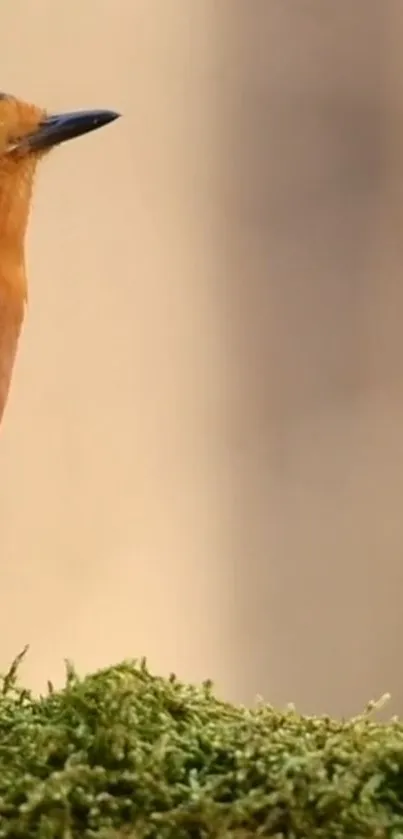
[0,649,402,837]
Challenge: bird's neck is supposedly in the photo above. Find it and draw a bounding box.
[0,164,35,306]
[0,249,27,314]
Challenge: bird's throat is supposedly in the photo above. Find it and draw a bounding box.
[0,254,27,311]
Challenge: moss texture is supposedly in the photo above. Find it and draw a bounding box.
[0,649,402,838]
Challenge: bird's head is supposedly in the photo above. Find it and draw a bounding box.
[0,92,119,262]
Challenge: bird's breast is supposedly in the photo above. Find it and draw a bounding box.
[0,282,24,426]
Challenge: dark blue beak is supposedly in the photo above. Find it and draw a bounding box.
[22,108,120,153]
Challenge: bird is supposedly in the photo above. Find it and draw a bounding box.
[0,92,120,429]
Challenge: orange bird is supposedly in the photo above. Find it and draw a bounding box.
[0,92,120,428]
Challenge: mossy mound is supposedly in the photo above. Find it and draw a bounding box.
[0,650,402,838]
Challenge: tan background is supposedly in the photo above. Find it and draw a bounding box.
[0,0,402,716]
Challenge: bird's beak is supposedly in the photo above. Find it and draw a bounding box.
[13,108,120,154]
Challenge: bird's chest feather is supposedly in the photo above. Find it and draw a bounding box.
[0,282,24,424]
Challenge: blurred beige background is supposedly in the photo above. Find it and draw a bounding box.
[0,0,402,716]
